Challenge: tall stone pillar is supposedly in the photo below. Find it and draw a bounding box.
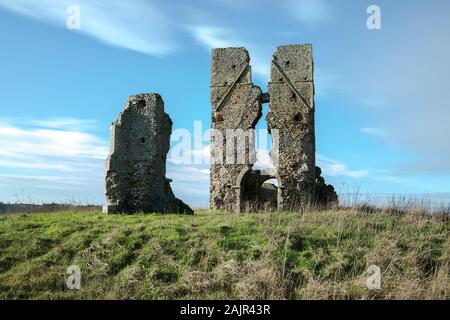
[267,44,316,210]
[209,48,262,212]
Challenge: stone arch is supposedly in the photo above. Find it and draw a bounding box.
[236,165,253,187]
[235,166,284,213]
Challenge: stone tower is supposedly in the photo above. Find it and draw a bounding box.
[104,93,193,214]
[209,48,263,212]
[267,44,316,210]
[209,44,337,212]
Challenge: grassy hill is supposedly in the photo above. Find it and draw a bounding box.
[0,209,448,300]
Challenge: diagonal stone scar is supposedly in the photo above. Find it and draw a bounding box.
[214,63,250,112]
[271,60,311,110]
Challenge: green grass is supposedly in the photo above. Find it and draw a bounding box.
[0,210,448,300]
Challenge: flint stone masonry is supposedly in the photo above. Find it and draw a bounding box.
[104,93,193,214]
[268,44,316,209]
[210,44,337,212]
[210,48,262,212]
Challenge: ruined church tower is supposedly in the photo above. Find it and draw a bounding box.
[210,44,330,212]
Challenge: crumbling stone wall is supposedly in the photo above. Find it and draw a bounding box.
[314,166,338,206]
[104,93,193,214]
[210,44,337,212]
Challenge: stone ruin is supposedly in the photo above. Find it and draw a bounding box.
[104,44,337,214]
[210,44,337,213]
[103,93,193,214]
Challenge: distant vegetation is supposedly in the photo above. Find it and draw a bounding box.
[0,207,448,300]
[0,202,100,215]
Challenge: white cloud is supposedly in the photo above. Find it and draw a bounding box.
[0,118,107,202]
[167,165,209,183]
[0,117,213,205]
[191,26,234,49]
[0,124,107,160]
[0,0,175,56]
[0,159,72,171]
[317,154,369,179]
[0,1,311,82]
[31,118,97,130]
[190,26,271,80]
[0,174,96,186]
[0,119,107,174]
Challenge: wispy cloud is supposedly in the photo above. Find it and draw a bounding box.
[317,154,368,179]
[191,26,234,49]
[30,118,97,130]
[0,0,175,56]
[190,25,271,80]
[0,118,107,202]
[0,117,212,205]
[0,123,107,161]
[0,0,327,81]
[168,165,209,183]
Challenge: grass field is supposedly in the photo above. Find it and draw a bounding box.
[0,209,448,300]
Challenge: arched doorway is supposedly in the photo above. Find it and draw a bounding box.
[259,178,278,212]
[235,167,281,213]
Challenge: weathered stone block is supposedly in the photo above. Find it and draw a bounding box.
[211,47,252,87]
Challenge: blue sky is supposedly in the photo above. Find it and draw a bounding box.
[0,0,449,207]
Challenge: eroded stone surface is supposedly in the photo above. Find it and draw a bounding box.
[104,93,193,214]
